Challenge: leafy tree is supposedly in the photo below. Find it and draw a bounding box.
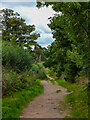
[37,2,89,82]
[1,8,40,47]
[2,40,33,72]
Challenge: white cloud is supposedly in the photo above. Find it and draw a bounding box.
[14,5,56,26]
[14,5,56,46]
[41,44,51,48]
[1,2,57,47]
[37,33,53,42]
[37,33,55,46]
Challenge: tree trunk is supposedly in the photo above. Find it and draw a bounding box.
[39,54,41,62]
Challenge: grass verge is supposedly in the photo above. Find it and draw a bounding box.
[2,82,44,118]
[50,80,55,85]
[56,79,88,118]
[56,90,61,93]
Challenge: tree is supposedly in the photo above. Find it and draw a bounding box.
[37,2,89,82]
[1,8,40,47]
[33,45,42,63]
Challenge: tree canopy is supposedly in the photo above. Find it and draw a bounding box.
[1,8,40,47]
[37,2,89,82]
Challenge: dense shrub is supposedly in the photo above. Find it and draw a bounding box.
[64,62,81,83]
[2,42,46,96]
[2,41,33,72]
[3,68,21,96]
[30,63,46,79]
[2,63,46,96]
[2,68,30,96]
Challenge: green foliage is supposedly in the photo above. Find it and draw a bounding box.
[31,64,40,73]
[40,2,89,83]
[48,67,55,76]
[2,83,44,118]
[66,89,88,118]
[2,63,46,96]
[33,46,49,63]
[41,47,49,61]
[64,62,81,83]
[1,8,40,47]
[2,68,27,96]
[50,80,55,85]
[56,79,88,118]
[2,41,33,72]
[30,63,46,79]
[56,90,61,93]
[2,62,46,117]
[2,41,46,96]
[56,79,71,90]
[56,79,82,92]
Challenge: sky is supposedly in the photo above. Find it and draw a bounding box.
[0,1,60,48]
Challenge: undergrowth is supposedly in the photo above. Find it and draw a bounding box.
[2,82,44,118]
[56,79,88,118]
[56,90,61,93]
[50,80,55,85]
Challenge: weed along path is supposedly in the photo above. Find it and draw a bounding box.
[20,77,71,118]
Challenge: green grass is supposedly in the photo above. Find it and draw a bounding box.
[2,83,44,118]
[56,79,88,118]
[66,89,88,118]
[42,77,55,85]
[50,80,55,85]
[42,77,49,81]
[49,75,58,80]
[56,90,61,93]
[56,79,83,92]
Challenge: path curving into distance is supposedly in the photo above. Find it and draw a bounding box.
[20,76,71,118]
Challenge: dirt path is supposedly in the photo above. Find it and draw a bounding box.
[20,79,71,118]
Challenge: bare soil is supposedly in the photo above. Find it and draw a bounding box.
[20,79,71,118]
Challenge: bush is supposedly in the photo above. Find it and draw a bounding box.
[31,64,40,74]
[2,67,35,96]
[64,61,81,83]
[2,68,22,96]
[2,63,46,96]
[48,67,55,76]
[30,63,46,79]
[2,42,46,96]
[2,41,33,72]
